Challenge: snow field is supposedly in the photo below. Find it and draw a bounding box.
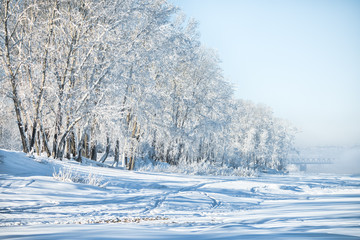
[0,149,360,239]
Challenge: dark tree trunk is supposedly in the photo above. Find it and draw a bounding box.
[100,136,110,163]
[66,135,71,159]
[84,132,90,158]
[34,130,40,155]
[70,131,76,157]
[12,85,29,153]
[91,140,97,161]
[128,155,135,170]
[124,156,128,168]
[113,139,119,167]
[75,131,86,163]
[41,127,51,157]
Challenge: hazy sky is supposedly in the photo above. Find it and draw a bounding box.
[171,0,360,147]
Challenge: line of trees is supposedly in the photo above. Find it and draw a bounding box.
[0,0,295,172]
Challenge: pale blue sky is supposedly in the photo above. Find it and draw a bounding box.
[171,0,360,146]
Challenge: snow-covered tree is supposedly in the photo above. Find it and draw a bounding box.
[0,0,296,173]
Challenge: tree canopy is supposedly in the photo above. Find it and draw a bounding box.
[0,0,295,173]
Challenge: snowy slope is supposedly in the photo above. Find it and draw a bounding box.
[0,149,360,239]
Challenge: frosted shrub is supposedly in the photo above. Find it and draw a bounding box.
[53,167,108,188]
[53,167,80,183]
[135,158,256,177]
[86,173,108,187]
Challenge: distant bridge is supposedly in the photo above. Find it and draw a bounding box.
[287,158,335,171]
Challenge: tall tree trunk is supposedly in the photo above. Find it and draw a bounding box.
[2,1,29,153]
[128,145,136,170]
[52,99,63,158]
[75,131,86,163]
[65,131,76,159]
[56,138,66,160]
[90,119,97,161]
[70,131,76,158]
[84,131,90,158]
[40,125,51,157]
[113,139,119,167]
[27,0,57,153]
[127,118,140,170]
[100,136,110,163]
[13,96,29,153]
[124,156,128,168]
[65,136,71,159]
[34,130,40,155]
[91,140,97,161]
[128,156,135,170]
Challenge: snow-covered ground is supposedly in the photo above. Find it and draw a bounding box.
[1,149,359,239]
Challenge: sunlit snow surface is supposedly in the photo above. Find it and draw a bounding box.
[0,150,359,239]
